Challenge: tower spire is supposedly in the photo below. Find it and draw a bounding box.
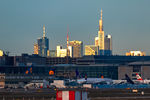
[43,25,45,38]
[99,9,103,31]
[101,9,102,20]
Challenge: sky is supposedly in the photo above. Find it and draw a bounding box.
[0,0,150,56]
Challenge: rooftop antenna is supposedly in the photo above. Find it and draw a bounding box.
[43,25,46,38]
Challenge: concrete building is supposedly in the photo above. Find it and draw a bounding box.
[126,51,145,56]
[37,25,49,57]
[104,35,112,55]
[56,46,73,57]
[69,40,83,57]
[85,45,99,56]
[118,61,150,80]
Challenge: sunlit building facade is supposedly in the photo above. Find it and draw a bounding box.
[126,51,145,56]
[95,37,99,46]
[0,50,4,56]
[34,44,38,54]
[97,9,105,55]
[69,40,83,57]
[56,46,73,57]
[85,45,99,55]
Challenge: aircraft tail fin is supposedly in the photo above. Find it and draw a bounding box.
[136,73,143,80]
[125,74,134,84]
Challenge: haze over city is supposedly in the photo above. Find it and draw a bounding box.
[0,0,150,55]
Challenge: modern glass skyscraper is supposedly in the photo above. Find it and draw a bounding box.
[104,35,112,55]
[37,25,49,57]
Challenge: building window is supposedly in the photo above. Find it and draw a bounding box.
[133,66,141,72]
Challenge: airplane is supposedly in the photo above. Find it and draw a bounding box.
[135,73,150,84]
[77,77,113,84]
[75,69,112,84]
[125,73,150,84]
[125,74,134,84]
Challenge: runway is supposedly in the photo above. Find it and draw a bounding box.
[1,88,150,100]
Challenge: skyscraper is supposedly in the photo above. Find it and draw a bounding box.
[104,35,112,55]
[34,43,38,54]
[37,25,49,57]
[69,40,83,57]
[96,9,105,55]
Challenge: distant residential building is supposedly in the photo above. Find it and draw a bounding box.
[85,45,99,55]
[104,35,112,55]
[126,51,145,56]
[69,40,83,57]
[56,46,73,57]
[34,44,38,54]
[37,25,49,57]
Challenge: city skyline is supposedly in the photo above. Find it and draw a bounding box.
[0,0,150,55]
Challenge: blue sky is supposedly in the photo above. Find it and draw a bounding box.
[0,0,150,55]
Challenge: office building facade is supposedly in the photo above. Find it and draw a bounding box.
[34,44,38,54]
[85,45,99,56]
[69,40,83,57]
[104,35,112,55]
[56,46,73,57]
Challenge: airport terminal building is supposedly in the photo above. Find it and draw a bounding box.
[1,55,150,85]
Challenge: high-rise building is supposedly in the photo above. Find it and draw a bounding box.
[95,9,105,55]
[56,46,73,57]
[98,9,105,55]
[37,25,49,57]
[85,45,99,56]
[69,40,83,57]
[104,35,112,55]
[34,44,38,54]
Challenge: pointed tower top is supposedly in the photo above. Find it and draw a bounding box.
[43,25,45,37]
[99,9,103,31]
[101,9,103,20]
